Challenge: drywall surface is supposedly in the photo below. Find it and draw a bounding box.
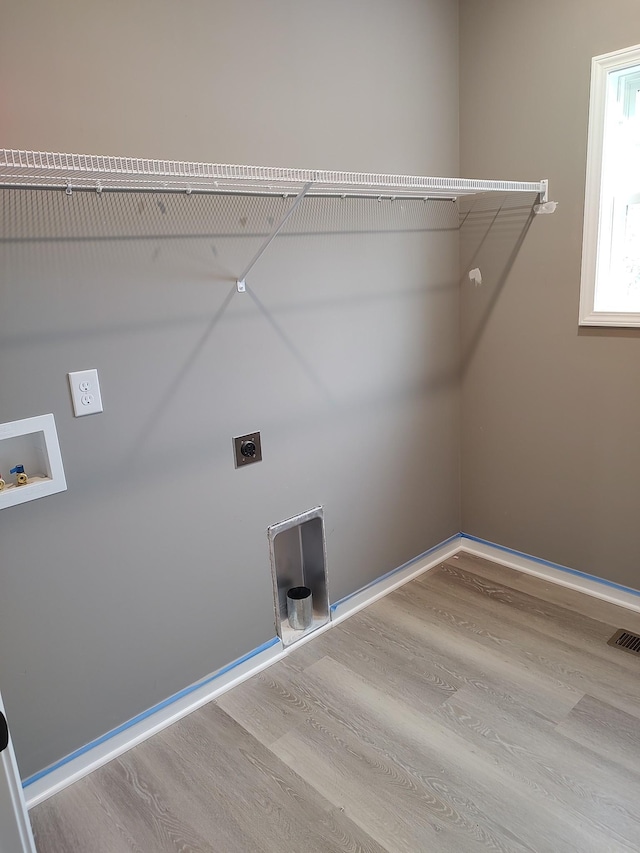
[460,0,640,589]
[0,0,460,778]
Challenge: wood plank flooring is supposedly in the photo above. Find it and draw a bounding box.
[30,554,640,852]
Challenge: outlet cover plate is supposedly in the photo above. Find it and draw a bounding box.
[68,369,103,417]
[233,432,262,467]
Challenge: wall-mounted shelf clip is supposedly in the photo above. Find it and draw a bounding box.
[534,200,558,215]
[468,267,483,286]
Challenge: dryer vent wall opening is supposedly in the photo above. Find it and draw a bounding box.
[268,507,330,648]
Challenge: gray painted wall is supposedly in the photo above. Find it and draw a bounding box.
[0,0,460,778]
[460,1,640,588]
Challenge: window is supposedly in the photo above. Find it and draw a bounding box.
[580,43,640,326]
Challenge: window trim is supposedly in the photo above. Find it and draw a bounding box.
[579,43,640,327]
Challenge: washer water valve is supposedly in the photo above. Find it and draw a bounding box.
[0,475,5,491]
[10,464,28,486]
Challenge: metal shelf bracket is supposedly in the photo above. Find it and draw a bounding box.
[533,178,558,214]
[539,179,549,203]
[236,181,313,292]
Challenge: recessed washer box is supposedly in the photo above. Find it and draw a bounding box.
[0,414,67,510]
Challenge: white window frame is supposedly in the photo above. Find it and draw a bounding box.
[579,43,640,326]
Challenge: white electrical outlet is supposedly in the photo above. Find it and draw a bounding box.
[68,369,104,417]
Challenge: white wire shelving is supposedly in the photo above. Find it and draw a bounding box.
[0,148,552,290]
[0,149,548,202]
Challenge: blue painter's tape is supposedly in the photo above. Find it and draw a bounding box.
[330,533,461,612]
[29,532,635,792]
[461,533,640,598]
[23,636,281,789]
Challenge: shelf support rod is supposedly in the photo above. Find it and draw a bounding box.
[236,181,313,292]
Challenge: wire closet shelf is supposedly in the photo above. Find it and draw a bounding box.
[0,149,548,202]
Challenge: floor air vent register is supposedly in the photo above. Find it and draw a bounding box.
[608,629,640,656]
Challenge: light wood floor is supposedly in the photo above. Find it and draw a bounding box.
[31,554,640,852]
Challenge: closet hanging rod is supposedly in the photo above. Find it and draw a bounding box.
[0,149,549,202]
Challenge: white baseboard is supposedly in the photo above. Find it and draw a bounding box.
[24,639,285,809]
[24,533,461,809]
[25,530,640,809]
[460,535,640,614]
[330,535,462,625]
